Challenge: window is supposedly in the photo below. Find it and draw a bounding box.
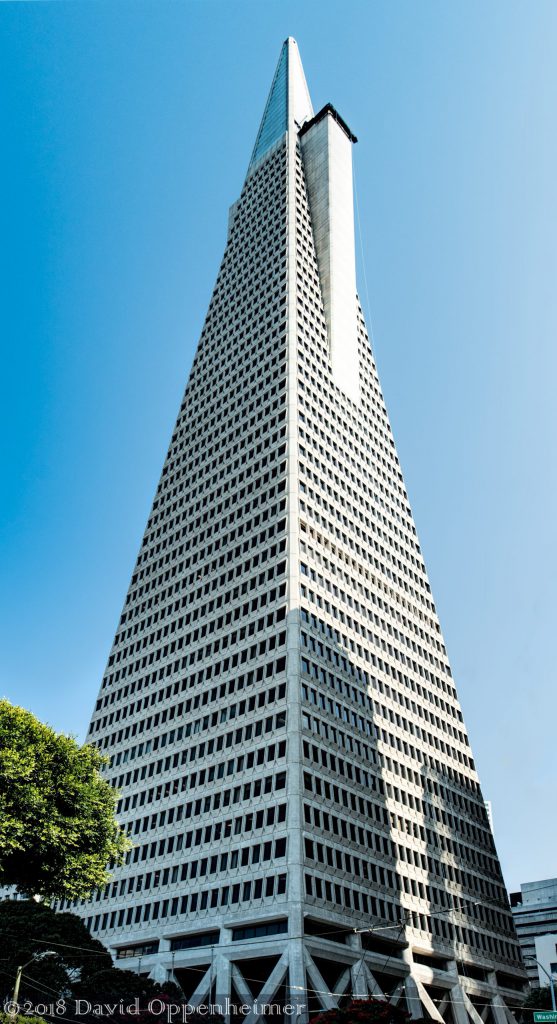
[231,920,287,942]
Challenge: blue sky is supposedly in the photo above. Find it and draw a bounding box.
[1,1,556,893]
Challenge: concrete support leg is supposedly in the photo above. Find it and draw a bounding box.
[414,980,446,1024]
[401,947,422,1020]
[351,959,369,999]
[445,961,472,1024]
[362,964,384,999]
[304,949,336,1010]
[449,986,472,1024]
[404,975,425,1020]
[188,964,214,1009]
[461,991,486,1024]
[244,952,289,1024]
[345,934,366,999]
[336,968,352,999]
[288,938,307,1023]
[215,955,232,1022]
[488,972,512,1024]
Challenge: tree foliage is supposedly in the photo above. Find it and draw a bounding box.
[0,1017,47,1024]
[520,986,555,1015]
[0,700,130,900]
[313,998,411,1024]
[0,900,179,1016]
[0,897,111,998]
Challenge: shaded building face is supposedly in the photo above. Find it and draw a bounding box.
[67,37,526,1024]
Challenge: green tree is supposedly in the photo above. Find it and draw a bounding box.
[0,1017,47,1024]
[519,986,555,1019]
[313,997,410,1024]
[0,899,112,1004]
[0,700,130,900]
[0,900,180,1015]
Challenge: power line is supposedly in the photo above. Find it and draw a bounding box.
[0,960,529,1018]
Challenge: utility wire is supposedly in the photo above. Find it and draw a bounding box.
[0,961,529,1017]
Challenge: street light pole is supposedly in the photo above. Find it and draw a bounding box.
[11,965,24,1007]
[523,955,557,1012]
[11,952,58,1010]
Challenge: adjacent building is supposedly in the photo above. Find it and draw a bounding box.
[510,879,557,986]
[67,38,526,1024]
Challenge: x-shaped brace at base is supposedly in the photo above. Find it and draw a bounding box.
[188,963,215,1008]
[303,949,337,1010]
[231,963,254,1007]
[413,979,445,1024]
[462,991,488,1024]
[243,952,289,1024]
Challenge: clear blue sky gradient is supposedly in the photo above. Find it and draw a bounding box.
[1,1,556,893]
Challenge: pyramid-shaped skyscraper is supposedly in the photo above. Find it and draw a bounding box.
[72,39,525,1023]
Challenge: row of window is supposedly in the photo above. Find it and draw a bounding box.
[110,581,286,673]
[423,823,505,883]
[303,798,396,861]
[302,739,380,800]
[120,752,286,830]
[147,407,286,548]
[297,341,406,516]
[121,454,286,618]
[304,870,399,925]
[120,498,286,640]
[148,394,286,540]
[95,630,284,745]
[94,837,288,904]
[99,585,285,714]
[125,802,287,865]
[301,651,472,772]
[296,425,436,629]
[120,757,286,835]
[178,348,286,482]
[111,685,285,794]
[133,493,286,607]
[155,403,286,536]
[375,702,469,761]
[300,516,440,646]
[299,480,433,615]
[86,872,288,934]
[302,675,376,731]
[172,372,286,490]
[108,661,287,789]
[424,794,495,850]
[104,702,287,770]
[299,454,427,598]
[170,354,286,490]
[302,768,388,827]
[395,835,504,906]
[114,538,286,664]
[128,424,286,602]
[304,836,396,891]
[300,589,449,683]
[297,416,414,556]
[101,653,284,741]
[105,569,286,700]
[302,707,375,764]
[297,402,420,563]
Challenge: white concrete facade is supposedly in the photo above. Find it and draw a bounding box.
[300,109,360,404]
[511,879,557,986]
[534,934,557,986]
[65,38,526,1024]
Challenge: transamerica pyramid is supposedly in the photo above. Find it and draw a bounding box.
[69,38,526,1022]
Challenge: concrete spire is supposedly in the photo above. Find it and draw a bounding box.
[249,37,313,170]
